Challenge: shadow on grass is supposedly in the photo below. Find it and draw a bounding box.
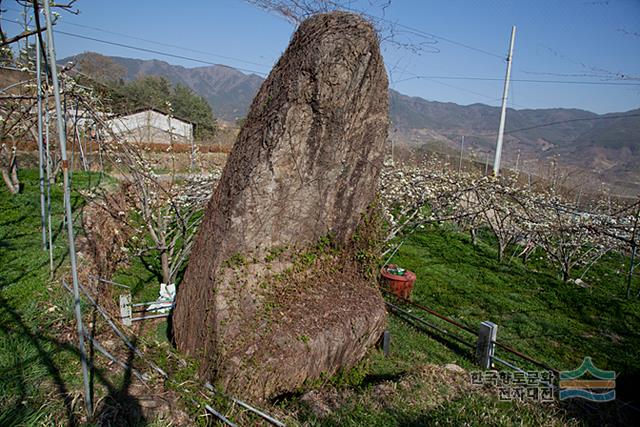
[389,307,475,362]
[0,293,146,426]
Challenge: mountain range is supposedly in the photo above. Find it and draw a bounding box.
[62,52,640,195]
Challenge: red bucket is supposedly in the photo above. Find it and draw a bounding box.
[380,264,416,299]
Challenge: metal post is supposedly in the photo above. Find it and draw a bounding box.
[45,99,54,273]
[96,126,104,177]
[576,182,583,207]
[514,150,520,177]
[382,330,391,357]
[73,100,88,171]
[42,1,92,416]
[190,126,195,172]
[458,135,464,175]
[475,321,498,369]
[493,26,516,176]
[36,37,47,249]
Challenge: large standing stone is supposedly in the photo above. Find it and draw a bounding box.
[173,11,389,400]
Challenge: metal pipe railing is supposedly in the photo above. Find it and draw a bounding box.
[493,340,559,375]
[385,301,474,349]
[382,287,559,375]
[381,288,478,335]
[205,382,285,427]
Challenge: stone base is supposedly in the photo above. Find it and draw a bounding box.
[210,258,387,401]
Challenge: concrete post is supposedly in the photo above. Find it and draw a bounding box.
[476,321,498,369]
[493,26,516,176]
[119,293,132,327]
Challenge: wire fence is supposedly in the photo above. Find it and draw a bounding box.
[62,275,286,427]
[382,285,640,421]
[382,287,558,377]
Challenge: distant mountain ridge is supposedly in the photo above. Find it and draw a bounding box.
[62,53,264,122]
[61,52,640,194]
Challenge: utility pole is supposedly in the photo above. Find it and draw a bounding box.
[514,149,520,177]
[458,135,465,175]
[42,1,92,416]
[36,37,47,249]
[493,25,516,176]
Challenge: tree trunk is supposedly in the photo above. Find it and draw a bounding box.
[1,147,20,194]
[627,243,636,299]
[498,241,505,262]
[1,168,19,194]
[160,249,170,284]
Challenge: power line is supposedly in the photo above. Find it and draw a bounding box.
[393,68,541,111]
[56,18,272,70]
[54,30,270,77]
[396,77,501,103]
[389,22,505,60]
[389,92,640,138]
[4,6,272,69]
[3,17,636,121]
[520,70,639,81]
[504,113,640,135]
[244,2,505,59]
[0,18,269,77]
[393,74,640,87]
[5,15,511,118]
[391,69,512,107]
[5,17,637,90]
[335,5,506,60]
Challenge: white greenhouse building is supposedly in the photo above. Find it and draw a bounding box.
[106,108,194,144]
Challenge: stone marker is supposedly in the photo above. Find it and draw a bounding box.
[173,11,389,400]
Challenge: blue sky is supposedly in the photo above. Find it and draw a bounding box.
[5,0,640,113]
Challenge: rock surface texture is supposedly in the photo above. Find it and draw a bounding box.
[173,11,389,400]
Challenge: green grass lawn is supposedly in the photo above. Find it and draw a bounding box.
[279,224,639,426]
[388,225,640,372]
[111,220,639,426]
[3,170,638,426]
[0,169,116,426]
[386,225,640,409]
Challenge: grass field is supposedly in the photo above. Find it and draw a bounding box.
[2,171,639,426]
[271,224,639,426]
[0,170,117,426]
[388,226,640,388]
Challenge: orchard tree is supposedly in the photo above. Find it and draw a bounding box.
[88,103,220,285]
[519,191,611,283]
[0,76,37,193]
[472,177,526,262]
